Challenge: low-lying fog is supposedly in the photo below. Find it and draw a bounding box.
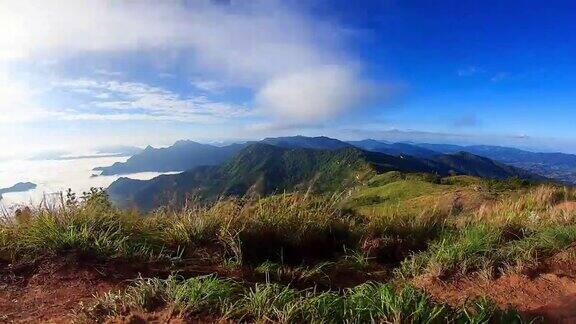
[0,156,178,209]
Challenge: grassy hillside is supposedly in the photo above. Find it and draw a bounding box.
[2,174,576,322]
[107,143,447,211]
[343,172,531,217]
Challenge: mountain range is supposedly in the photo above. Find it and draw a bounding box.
[94,140,245,175]
[107,137,542,211]
[416,143,576,184]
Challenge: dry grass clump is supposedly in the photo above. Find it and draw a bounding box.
[399,185,576,278]
[0,191,359,265]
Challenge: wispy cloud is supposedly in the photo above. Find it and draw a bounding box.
[0,65,56,123]
[94,69,123,77]
[457,66,482,77]
[52,79,250,123]
[190,79,225,94]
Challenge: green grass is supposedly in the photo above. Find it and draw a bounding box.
[350,179,443,207]
[0,192,358,264]
[2,180,575,322]
[344,176,475,219]
[3,182,574,278]
[79,275,237,321]
[0,204,168,261]
[398,186,576,278]
[79,275,524,323]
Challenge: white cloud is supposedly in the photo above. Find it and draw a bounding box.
[190,79,225,93]
[0,0,382,124]
[0,64,55,123]
[53,79,250,123]
[0,1,336,79]
[256,65,375,122]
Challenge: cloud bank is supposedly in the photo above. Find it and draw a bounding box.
[1,0,381,123]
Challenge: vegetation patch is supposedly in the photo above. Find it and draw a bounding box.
[1,177,575,322]
[79,275,523,323]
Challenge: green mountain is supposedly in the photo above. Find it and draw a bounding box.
[348,140,440,159]
[418,143,576,184]
[261,135,352,150]
[94,140,245,175]
[436,151,542,179]
[108,144,377,210]
[108,143,539,211]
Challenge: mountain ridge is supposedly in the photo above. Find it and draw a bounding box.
[96,135,569,183]
[94,141,245,175]
[108,142,540,211]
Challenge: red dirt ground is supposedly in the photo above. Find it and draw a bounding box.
[1,262,113,322]
[104,310,187,324]
[104,311,235,324]
[0,254,144,323]
[414,255,576,323]
[555,201,576,213]
[3,252,576,323]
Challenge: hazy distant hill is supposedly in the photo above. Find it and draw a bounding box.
[94,140,245,175]
[0,182,37,200]
[348,140,440,159]
[261,135,352,150]
[417,143,576,184]
[108,142,538,210]
[436,151,540,180]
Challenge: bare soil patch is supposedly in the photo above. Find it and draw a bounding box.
[0,256,125,323]
[555,201,576,213]
[104,310,235,324]
[414,257,576,323]
[0,252,390,323]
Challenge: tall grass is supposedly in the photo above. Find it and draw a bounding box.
[399,185,576,278]
[0,192,359,264]
[79,275,523,323]
[2,184,575,281]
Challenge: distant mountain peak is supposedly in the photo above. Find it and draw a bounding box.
[94,140,246,176]
[173,139,202,147]
[0,182,37,195]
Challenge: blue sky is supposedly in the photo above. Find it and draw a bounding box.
[1,0,575,159]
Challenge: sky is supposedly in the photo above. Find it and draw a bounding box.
[1,0,575,159]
